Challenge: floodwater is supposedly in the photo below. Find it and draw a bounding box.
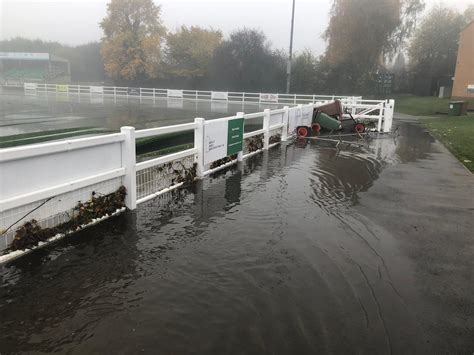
[0,90,275,137]
[1,115,474,352]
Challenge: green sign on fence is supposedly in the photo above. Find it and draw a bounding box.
[227,118,244,155]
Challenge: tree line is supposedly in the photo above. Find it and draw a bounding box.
[0,0,473,95]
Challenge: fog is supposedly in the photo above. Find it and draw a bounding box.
[1,0,472,56]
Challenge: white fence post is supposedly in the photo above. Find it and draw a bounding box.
[121,126,137,210]
[263,109,270,150]
[377,103,383,132]
[237,112,245,161]
[194,117,205,177]
[383,99,395,132]
[282,106,289,142]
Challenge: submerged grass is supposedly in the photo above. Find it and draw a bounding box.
[422,116,474,172]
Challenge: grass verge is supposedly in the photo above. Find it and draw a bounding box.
[389,95,474,117]
[422,116,474,172]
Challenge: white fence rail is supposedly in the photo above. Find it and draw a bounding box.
[0,97,394,253]
[24,82,362,106]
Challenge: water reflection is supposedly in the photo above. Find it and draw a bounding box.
[1,90,278,136]
[0,213,140,353]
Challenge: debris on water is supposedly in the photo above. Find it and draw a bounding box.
[7,186,127,251]
[245,134,264,153]
[269,134,281,144]
[210,154,238,169]
[151,161,197,187]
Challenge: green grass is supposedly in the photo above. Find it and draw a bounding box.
[389,95,474,117]
[422,116,474,172]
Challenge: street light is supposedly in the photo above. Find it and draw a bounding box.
[286,0,296,94]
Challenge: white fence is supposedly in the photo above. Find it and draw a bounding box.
[24,82,362,106]
[22,82,393,130]
[0,97,395,253]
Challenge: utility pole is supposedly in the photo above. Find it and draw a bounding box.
[286,0,296,94]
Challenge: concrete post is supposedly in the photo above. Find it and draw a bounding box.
[194,117,205,177]
[121,126,137,210]
[236,112,245,161]
[282,106,289,142]
[263,109,271,150]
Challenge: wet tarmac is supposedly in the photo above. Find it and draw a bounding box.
[1,115,473,354]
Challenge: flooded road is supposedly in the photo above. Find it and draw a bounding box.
[1,118,473,354]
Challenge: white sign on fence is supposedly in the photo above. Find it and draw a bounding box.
[301,106,313,126]
[287,105,313,132]
[90,86,104,94]
[260,93,278,102]
[167,89,183,98]
[24,83,37,91]
[204,120,228,165]
[288,107,302,133]
[203,117,244,165]
[211,91,228,101]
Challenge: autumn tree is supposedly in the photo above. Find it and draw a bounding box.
[323,0,424,92]
[209,28,286,92]
[100,0,166,83]
[408,5,469,78]
[165,26,223,81]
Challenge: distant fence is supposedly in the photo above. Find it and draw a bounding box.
[23,82,362,106]
[22,82,393,130]
[1,92,395,253]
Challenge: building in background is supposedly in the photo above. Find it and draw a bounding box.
[0,52,70,87]
[452,21,474,98]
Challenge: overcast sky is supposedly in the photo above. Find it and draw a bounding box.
[1,0,472,56]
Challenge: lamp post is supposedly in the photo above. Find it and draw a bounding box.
[286,0,296,94]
